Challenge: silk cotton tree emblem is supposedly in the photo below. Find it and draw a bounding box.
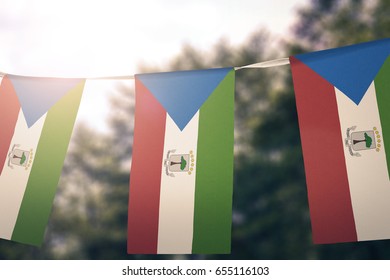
[8,144,34,170]
[345,126,382,157]
[164,149,195,177]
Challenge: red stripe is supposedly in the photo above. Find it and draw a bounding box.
[0,77,20,175]
[290,57,357,244]
[127,78,166,254]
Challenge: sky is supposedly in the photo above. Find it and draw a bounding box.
[0,0,308,132]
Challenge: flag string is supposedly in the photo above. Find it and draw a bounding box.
[0,57,290,80]
[234,57,290,70]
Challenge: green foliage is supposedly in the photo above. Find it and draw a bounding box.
[294,0,390,50]
[364,133,373,148]
[180,156,187,171]
[20,152,27,165]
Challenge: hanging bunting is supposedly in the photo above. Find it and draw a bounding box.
[0,76,85,246]
[290,38,390,244]
[1,37,388,250]
[128,68,235,254]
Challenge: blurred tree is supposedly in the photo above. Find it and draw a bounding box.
[293,0,390,49]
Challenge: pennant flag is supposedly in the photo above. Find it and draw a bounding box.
[8,75,83,128]
[0,76,85,246]
[294,38,390,105]
[290,38,390,244]
[136,69,232,130]
[128,68,234,254]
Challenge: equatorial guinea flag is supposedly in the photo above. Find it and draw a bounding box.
[128,68,234,254]
[290,38,390,244]
[0,75,85,246]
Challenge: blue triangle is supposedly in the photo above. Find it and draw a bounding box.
[8,76,83,127]
[136,67,233,130]
[294,38,390,104]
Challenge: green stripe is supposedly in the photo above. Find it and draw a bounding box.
[375,56,390,179]
[11,81,85,245]
[192,70,235,253]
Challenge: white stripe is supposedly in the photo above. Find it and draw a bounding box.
[157,113,199,253]
[335,83,390,241]
[0,110,46,239]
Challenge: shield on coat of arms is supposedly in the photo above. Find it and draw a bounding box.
[345,126,382,157]
[164,149,195,177]
[8,144,33,169]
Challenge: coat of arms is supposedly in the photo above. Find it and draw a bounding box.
[164,149,195,177]
[8,144,34,170]
[345,126,382,157]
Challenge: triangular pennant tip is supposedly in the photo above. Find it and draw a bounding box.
[293,38,390,105]
[136,67,233,130]
[8,76,84,127]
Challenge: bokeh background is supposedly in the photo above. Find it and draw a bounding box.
[0,0,389,259]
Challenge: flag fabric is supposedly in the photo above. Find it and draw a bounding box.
[290,38,390,244]
[128,68,235,254]
[0,75,85,246]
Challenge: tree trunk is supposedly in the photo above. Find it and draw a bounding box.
[353,139,366,145]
